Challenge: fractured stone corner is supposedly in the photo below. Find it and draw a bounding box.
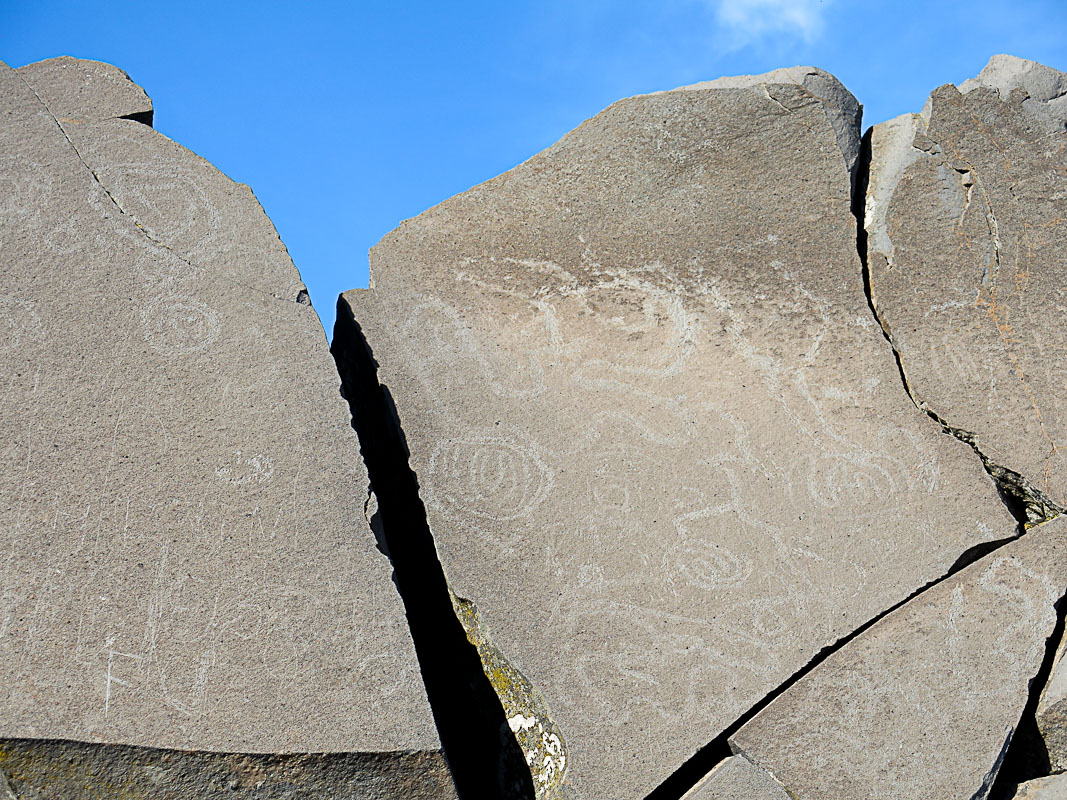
[17,55,154,125]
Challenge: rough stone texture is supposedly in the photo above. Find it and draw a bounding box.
[0,739,454,800]
[1014,774,1067,800]
[17,56,152,124]
[726,518,1067,800]
[864,54,1067,510]
[681,755,790,800]
[338,67,1014,798]
[1036,628,1067,770]
[681,66,863,180]
[0,56,448,791]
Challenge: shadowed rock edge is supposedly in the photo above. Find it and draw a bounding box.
[332,299,542,800]
[644,87,1064,800]
[0,738,454,799]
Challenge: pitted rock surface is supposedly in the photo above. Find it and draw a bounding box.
[864,55,1067,511]
[338,66,1014,798]
[682,755,791,800]
[727,517,1067,800]
[17,56,153,124]
[0,739,454,800]
[0,57,448,791]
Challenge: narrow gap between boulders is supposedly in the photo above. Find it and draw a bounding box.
[988,592,1067,798]
[331,299,535,800]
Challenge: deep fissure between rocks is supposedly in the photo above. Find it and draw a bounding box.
[331,300,536,800]
[851,131,1062,531]
[644,116,1064,799]
[989,594,1067,797]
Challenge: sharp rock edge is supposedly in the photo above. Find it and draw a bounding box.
[331,298,545,800]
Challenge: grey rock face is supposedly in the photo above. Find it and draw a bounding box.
[681,756,790,800]
[338,67,1013,798]
[864,55,1067,514]
[1014,774,1067,800]
[17,56,153,124]
[0,57,449,793]
[959,54,1067,131]
[728,517,1067,800]
[681,66,864,178]
[1036,629,1067,770]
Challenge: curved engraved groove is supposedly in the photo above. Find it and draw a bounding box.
[453,594,569,798]
[331,297,538,799]
[854,126,1063,529]
[0,738,454,799]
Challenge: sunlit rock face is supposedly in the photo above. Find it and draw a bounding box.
[6,50,1067,800]
[865,54,1067,517]
[339,65,1013,798]
[0,57,452,797]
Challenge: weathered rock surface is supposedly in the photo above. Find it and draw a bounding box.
[1036,627,1067,771]
[726,517,1067,800]
[0,739,455,799]
[1014,773,1067,800]
[338,66,1015,797]
[864,54,1067,514]
[16,56,153,125]
[681,755,790,799]
[0,58,450,793]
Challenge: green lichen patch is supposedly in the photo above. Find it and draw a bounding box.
[452,593,570,798]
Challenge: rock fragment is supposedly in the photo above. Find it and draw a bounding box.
[0,58,451,794]
[337,66,1014,797]
[725,518,1067,800]
[1013,774,1067,799]
[0,739,456,799]
[864,54,1067,514]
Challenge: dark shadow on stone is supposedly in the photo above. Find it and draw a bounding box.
[644,119,1048,799]
[0,737,454,799]
[331,298,536,800]
[988,594,1065,799]
[119,109,153,127]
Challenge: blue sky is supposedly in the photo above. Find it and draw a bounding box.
[3,1,1065,336]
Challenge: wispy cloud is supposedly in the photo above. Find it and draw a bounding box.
[714,0,833,50]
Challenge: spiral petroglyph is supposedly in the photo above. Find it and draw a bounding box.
[427,434,554,523]
[140,294,220,356]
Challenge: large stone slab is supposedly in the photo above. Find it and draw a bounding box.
[726,517,1067,800]
[337,67,1014,797]
[864,54,1067,511]
[0,58,448,790]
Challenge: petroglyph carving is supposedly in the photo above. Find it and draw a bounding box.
[0,56,449,797]
[7,48,1067,800]
[140,294,220,355]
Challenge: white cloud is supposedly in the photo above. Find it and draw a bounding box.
[714,0,833,49]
